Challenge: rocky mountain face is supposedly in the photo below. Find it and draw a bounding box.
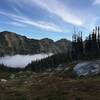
[0,31,40,56]
[0,31,71,56]
[56,39,72,53]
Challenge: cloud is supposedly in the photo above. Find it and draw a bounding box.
[93,0,100,5]
[8,0,83,26]
[0,11,62,32]
[10,21,26,27]
[14,18,63,32]
[32,0,83,26]
[0,54,53,68]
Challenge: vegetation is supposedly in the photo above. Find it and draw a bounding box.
[0,65,100,100]
[72,26,100,60]
[25,52,72,72]
[0,64,23,72]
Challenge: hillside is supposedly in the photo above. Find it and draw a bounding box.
[0,31,71,56]
[0,63,100,100]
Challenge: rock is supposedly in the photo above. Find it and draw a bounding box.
[42,72,49,75]
[64,67,70,71]
[73,61,100,76]
[10,74,15,79]
[0,79,7,83]
[55,67,63,71]
[24,81,28,84]
[46,68,52,72]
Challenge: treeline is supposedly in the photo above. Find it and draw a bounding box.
[25,52,72,72]
[72,26,100,60]
[0,64,23,72]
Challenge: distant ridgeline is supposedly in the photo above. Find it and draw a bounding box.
[0,31,71,56]
[72,26,100,60]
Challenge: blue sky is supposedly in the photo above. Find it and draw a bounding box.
[0,0,100,40]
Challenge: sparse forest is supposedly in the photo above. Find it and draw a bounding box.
[72,26,100,60]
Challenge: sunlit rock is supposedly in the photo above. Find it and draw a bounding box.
[0,79,7,83]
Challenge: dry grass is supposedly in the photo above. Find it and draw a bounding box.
[0,66,100,100]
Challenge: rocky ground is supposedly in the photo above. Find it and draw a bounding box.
[0,62,100,100]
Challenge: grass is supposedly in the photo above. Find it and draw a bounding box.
[0,64,100,100]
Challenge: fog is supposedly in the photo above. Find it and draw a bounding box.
[0,53,53,68]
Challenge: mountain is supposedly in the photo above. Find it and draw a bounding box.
[0,31,71,56]
[56,39,71,53]
[39,38,61,53]
[0,31,40,56]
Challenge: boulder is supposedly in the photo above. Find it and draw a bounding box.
[0,79,7,83]
[73,61,100,76]
[10,74,15,79]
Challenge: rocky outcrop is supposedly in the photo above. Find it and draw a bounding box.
[73,61,100,76]
[0,31,71,56]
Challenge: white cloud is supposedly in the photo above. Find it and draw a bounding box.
[32,0,83,26]
[0,54,53,68]
[0,11,62,32]
[93,0,100,5]
[15,19,63,32]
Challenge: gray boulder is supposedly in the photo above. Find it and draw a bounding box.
[73,61,100,76]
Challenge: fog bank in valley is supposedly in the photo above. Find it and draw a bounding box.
[0,54,53,68]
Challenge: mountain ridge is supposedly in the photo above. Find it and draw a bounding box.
[0,31,71,56]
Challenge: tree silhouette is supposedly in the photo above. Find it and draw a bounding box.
[72,26,100,60]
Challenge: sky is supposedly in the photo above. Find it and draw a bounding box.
[0,0,100,40]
